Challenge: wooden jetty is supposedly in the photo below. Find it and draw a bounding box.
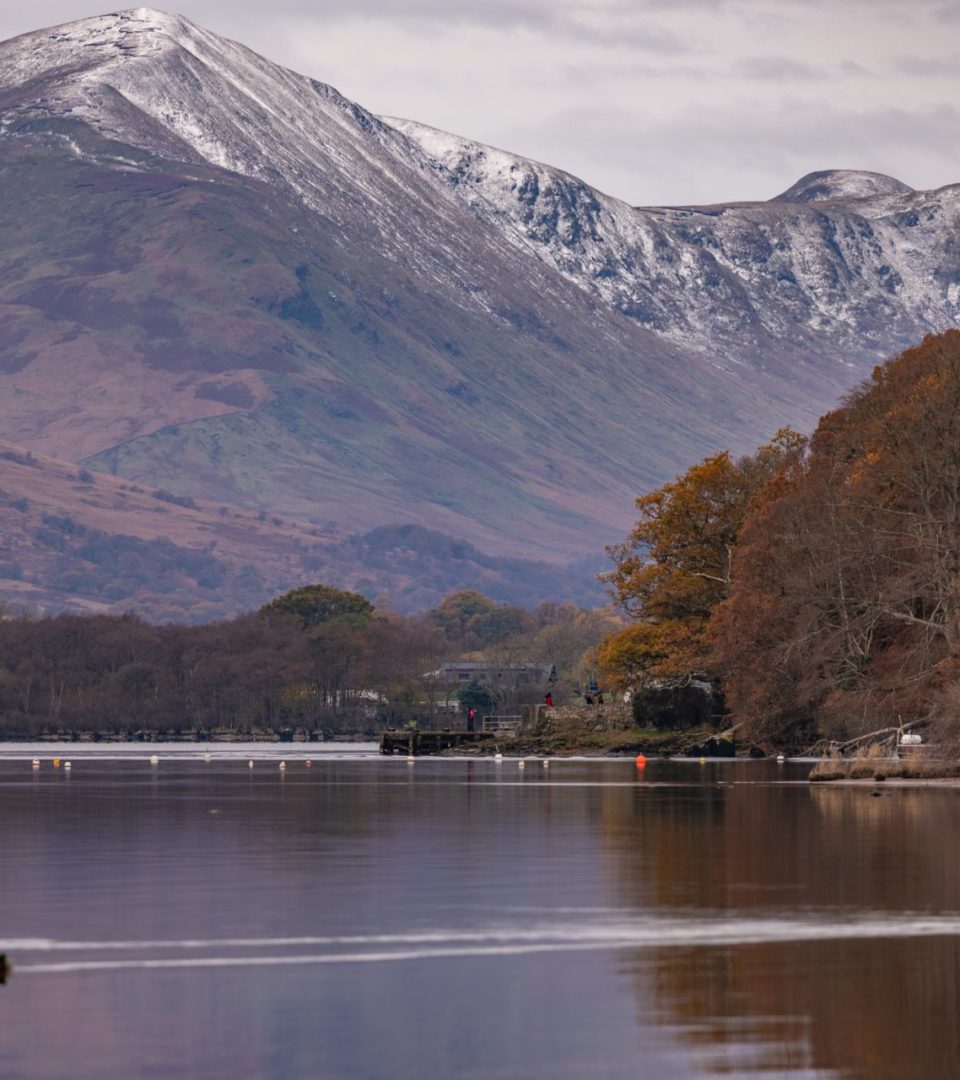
[379,730,501,756]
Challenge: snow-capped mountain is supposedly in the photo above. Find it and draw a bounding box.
[0,8,957,568]
[390,119,960,372]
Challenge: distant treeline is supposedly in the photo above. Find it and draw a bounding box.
[599,330,960,747]
[0,586,618,737]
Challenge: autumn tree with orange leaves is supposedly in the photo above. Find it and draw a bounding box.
[597,430,806,690]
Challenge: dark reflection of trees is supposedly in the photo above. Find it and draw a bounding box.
[638,938,960,1079]
[598,775,960,1077]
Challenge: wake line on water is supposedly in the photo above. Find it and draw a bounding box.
[8,914,960,974]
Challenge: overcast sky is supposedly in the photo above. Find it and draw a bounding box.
[1,0,958,205]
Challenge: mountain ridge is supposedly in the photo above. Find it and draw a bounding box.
[0,8,957,602]
[390,116,959,372]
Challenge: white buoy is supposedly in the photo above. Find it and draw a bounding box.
[305,759,312,767]
[543,760,550,768]
[32,759,40,769]
[494,752,503,761]
[279,760,286,770]
[518,760,526,769]
[776,753,785,764]
[406,756,415,764]
[63,761,72,770]
[248,760,254,769]
[204,752,212,762]
[149,754,159,766]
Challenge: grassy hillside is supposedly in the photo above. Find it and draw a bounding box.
[0,441,605,620]
[0,119,814,562]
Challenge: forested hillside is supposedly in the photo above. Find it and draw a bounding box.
[601,330,960,747]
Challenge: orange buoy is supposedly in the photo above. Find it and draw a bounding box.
[636,754,646,767]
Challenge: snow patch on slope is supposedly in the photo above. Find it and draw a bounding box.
[389,118,959,364]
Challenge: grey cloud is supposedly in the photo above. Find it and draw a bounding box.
[211,0,693,56]
[894,54,960,76]
[502,100,960,205]
[6,0,953,29]
[640,0,945,9]
[673,100,960,181]
[733,56,823,81]
[838,60,876,78]
[565,23,690,52]
[562,54,865,86]
[335,1,691,53]
[555,61,711,85]
[167,0,690,48]
[0,0,938,57]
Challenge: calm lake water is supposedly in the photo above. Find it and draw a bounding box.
[2,745,960,1079]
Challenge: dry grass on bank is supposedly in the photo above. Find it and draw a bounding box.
[810,743,960,782]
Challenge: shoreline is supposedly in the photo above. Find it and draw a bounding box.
[0,732,363,744]
[810,776,960,788]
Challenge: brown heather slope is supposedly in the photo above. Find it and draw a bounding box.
[0,440,605,620]
[0,439,335,620]
[0,118,779,562]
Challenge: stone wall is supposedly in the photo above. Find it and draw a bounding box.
[523,702,633,734]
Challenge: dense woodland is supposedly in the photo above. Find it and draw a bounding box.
[0,585,619,737]
[600,330,960,747]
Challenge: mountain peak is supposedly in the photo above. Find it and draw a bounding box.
[13,6,189,43]
[55,7,187,32]
[0,7,194,90]
[101,7,178,23]
[771,170,914,204]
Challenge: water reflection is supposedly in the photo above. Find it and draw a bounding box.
[597,770,960,1078]
[2,756,960,1078]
